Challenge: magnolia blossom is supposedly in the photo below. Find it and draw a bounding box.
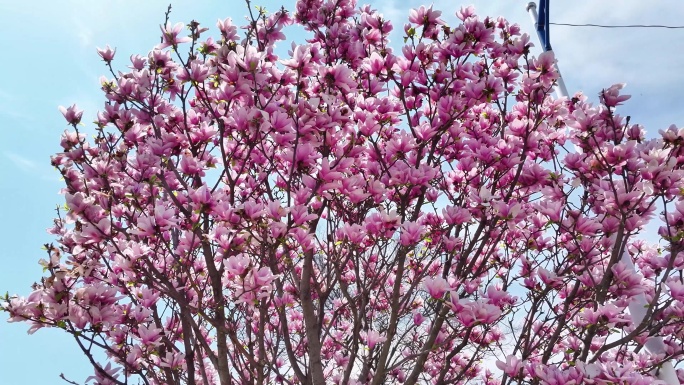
[364,330,387,350]
[599,83,631,107]
[158,22,192,49]
[58,104,83,125]
[423,277,450,299]
[97,45,116,62]
[495,355,525,378]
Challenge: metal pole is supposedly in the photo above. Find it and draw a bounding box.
[526,2,569,98]
[525,3,678,383]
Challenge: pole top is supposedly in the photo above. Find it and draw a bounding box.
[526,2,536,11]
[536,0,551,51]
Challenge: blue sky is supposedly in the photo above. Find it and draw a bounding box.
[1,0,683,383]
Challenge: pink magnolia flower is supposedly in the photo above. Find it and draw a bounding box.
[364,330,387,350]
[131,215,156,238]
[158,22,192,49]
[85,362,121,384]
[226,255,250,276]
[58,104,83,125]
[129,54,146,70]
[599,83,631,107]
[160,352,186,370]
[125,346,143,369]
[456,299,502,327]
[242,201,265,220]
[133,287,160,308]
[362,51,388,75]
[289,227,315,251]
[179,150,203,175]
[154,205,178,229]
[485,286,516,307]
[538,267,562,288]
[611,262,645,297]
[668,280,684,301]
[579,303,630,327]
[189,185,213,206]
[269,221,288,239]
[76,217,111,244]
[408,5,444,26]
[323,64,357,93]
[495,355,525,377]
[96,45,116,62]
[423,277,450,299]
[216,17,238,41]
[290,205,318,226]
[337,223,367,245]
[253,267,275,288]
[281,44,315,76]
[177,60,212,83]
[399,221,424,246]
[129,306,152,324]
[442,206,472,226]
[456,5,476,21]
[527,51,557,86]
[137,325,162,346]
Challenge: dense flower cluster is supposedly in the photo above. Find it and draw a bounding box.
[4,1,684,384]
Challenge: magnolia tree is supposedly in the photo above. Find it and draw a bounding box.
[4,1,684,384]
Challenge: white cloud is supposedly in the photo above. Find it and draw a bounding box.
[3,152,61,183]
[4,152,38,172]
[0,88,36,125]
[0,88,12,100]
[0,107,34,124]
[72,17,94,47]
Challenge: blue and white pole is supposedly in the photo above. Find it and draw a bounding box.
[526,1,569,98]
[526,2,678,383]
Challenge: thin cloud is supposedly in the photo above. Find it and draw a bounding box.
[4,152,38,172]
[72,17,94,47]
[0,107,34,124]
[3,152,62,183]
[0,88,12,100]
